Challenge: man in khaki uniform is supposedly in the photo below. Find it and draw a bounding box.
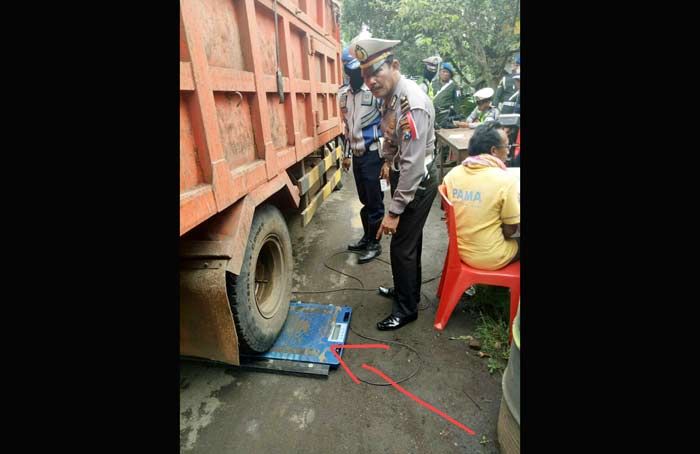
[350,36,438,330]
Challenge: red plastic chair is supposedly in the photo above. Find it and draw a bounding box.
[435,184,520,342]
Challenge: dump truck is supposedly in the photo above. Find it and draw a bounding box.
[180,0,344,365]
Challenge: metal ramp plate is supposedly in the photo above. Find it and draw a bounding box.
[239,301,352,377]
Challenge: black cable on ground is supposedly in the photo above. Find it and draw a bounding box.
[291,249,443,386]
[291,288,375,294]
[346,326,423,386]
[292,250,441,298]
[375,257,392,266]
[322,250,366,288]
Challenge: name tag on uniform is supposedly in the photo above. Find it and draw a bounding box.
[361,91,373,106]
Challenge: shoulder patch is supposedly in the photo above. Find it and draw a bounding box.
[361,91,373,106]
[400,95,410,114]
[398,95,418,141]
[389,94,398,110]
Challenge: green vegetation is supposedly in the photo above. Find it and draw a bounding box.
[341,0,520,92]
[468,285,511,375]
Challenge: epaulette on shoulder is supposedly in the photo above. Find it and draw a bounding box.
[398,95,417,141]
[400,95,410,114]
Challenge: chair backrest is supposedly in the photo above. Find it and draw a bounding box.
[438,184,461,269]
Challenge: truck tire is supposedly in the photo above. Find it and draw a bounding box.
[226,205,292,353]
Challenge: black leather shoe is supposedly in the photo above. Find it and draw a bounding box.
[377,286,395,299]
[377,313,418,330]
[358,242,381,264]
[348,238,369,251]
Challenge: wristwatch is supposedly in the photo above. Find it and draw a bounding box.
[388,211,400,218]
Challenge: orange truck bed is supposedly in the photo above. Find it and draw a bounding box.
[180,0,345,364]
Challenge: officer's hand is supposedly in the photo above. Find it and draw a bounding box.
[380,162,390,180]
[342,157,351,172]
[376,214,400,240]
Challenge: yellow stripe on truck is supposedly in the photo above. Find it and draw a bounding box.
[301,168,342,226]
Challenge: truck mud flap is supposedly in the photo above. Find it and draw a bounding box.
[180,259,240,365]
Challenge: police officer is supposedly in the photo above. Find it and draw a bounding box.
[431,62,459,129]
[417,55,441,98]
[456,87,500,129]
[339,46,384,264]
[510,73,520,114]
[493,57,519,113]
[350,35,438,330]
[507,73,520,167]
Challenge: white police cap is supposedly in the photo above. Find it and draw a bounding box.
[474,87,495,101]
[350,37,401,70]
[422,55,441,69]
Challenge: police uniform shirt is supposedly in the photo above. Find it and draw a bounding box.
[509,90,520,114]
[430,77,442,96]
[432,79,458,127]
[339,84,381,157]
[417,77,434,98]
[493,75,517,111]
[380,76,436,215]
[433,79,454,100]
[466,105,500,125]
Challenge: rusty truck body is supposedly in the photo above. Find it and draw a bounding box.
[179,0,344,365]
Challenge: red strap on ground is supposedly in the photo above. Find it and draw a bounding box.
[330,344,476,436]
[330,344,390,384]
[361,363,476,436]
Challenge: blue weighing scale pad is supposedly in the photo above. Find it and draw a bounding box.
[239,301,352,377]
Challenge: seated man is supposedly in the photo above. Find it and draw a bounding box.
[442,121,519,270]
[454,87,499,129]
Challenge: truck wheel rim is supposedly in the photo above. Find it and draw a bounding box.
[254,234,284,319]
